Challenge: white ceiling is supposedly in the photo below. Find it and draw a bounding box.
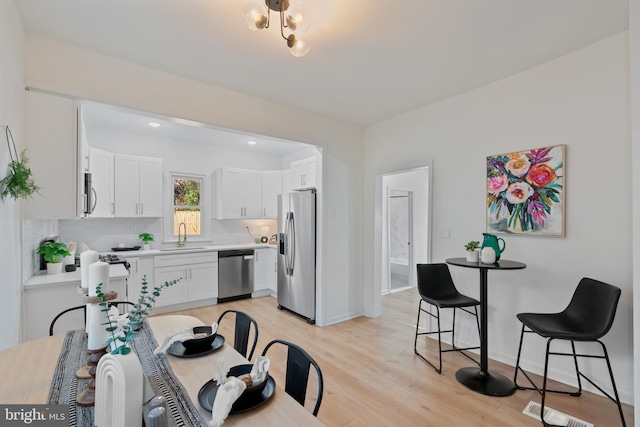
[15,0,628,128]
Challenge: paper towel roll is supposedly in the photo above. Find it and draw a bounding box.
[80,250,99,290]
[88,261,109,297]
[87,303,111,351]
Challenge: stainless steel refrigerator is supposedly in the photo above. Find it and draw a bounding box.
[277,190,316,324]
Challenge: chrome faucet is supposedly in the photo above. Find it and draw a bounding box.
[178,222,187,247]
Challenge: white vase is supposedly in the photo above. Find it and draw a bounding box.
[46,262,64,275]
[466,251,479,263]
[480,247,496,264]
[143,243,150,251]
[95,351,143,427]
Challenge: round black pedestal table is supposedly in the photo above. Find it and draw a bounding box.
[446,257,526,397]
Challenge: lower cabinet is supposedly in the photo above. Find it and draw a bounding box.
[153,252,218,308]
[254,248,277,295]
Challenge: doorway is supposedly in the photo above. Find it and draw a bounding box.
[374,165,432,301]
[386,189,413,293]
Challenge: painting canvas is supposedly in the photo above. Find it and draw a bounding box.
[486,145,565,237]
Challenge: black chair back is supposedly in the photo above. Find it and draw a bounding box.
[49,301,134,336]
[261,339,324,416]
[216,309,259,360]
[561,277,621,340]
[416,263,460,300]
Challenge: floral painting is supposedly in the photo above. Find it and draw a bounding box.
[487,145,564,236]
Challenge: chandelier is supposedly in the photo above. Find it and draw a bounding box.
[243,0,312,57]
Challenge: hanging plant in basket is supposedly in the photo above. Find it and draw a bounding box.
[0,126,40,201]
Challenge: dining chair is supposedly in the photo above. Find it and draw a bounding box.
[49,301,135,336]
[261,339,324,416]
[216,309,259,361]
[513,277,626,427]
[414,263,480,374]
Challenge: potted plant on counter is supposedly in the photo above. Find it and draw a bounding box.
[138,233,154,251]
[37,241,71,275]
[464,241,480,263]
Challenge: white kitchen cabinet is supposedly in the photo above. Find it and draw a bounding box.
[154,252,218,308]
[23,90,85,219]
[291,157,316,190]
[114,154,163,217]
[254,247,277,295]
[213,168,263,219]
[125,256,154,302]
[262,170,283,218]
[89,147,114,217]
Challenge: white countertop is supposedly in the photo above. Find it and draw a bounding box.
[111,242,278,256]
[23,264,129,290]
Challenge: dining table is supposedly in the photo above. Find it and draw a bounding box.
[446,257,526,397]
[0,314,323,426]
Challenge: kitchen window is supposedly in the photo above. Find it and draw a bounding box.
[171,173,204,238]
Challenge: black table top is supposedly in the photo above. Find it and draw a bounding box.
[446,257,526,270]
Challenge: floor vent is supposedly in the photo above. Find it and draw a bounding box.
[522,401,593,427]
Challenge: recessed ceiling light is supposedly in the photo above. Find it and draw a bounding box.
[247,140,257,145]
[147,121,161,128]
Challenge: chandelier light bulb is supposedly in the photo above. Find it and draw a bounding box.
[285,2,311,34]
[287,34,310,57]
[243,0,268,30]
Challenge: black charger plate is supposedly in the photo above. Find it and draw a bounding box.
[198,376,275,413]
[167,334,225,358]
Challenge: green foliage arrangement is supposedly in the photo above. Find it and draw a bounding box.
[0,150,40,202]
[97,274,181,355]
[138,233,155,243]
[36,241,70,263]
[464,241,480,251]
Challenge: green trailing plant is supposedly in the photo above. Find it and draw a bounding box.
[464,241,480,251]
[36,241,70,263]
[138,233,154,244]
[0,126,40,201]
[97,275,181,355]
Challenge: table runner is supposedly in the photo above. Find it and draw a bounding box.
[48,320,207,426]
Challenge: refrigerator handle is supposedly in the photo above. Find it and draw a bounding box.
[289,212,295,274]
[284,212,292,274]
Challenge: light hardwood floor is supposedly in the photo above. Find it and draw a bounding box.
[167,289,633,426]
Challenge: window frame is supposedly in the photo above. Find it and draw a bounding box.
[164,172,210,243]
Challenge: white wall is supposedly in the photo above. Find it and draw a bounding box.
[23,34,364,327]
[364,33,633,403]
[629,0,640,417]
[0,0,25,350]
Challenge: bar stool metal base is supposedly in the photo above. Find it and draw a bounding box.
[455,367,516,397]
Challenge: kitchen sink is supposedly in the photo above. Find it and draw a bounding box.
[158,246,207,251]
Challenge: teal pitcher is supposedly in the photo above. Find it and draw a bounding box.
[481,233,506,261]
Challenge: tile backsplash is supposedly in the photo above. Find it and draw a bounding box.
[23,217,277,279]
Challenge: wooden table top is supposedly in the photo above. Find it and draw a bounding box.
[0,314,323,427]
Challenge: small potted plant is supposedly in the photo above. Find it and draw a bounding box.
[138,233,154,250]
[465,241,480,263]
[37,241,71,275]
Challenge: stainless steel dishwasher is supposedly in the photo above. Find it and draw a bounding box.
[218,249,254,302]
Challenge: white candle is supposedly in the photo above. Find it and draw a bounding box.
[87,303,111,350]
[88,261,109,297]
[80,250,99,290]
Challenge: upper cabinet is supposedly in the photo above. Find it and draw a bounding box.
[262,171,283,218]
[89,147,114,217]
[114,154,163,217]
[23,90,86,219]
[213,168,263,219]
[291,157,316,190]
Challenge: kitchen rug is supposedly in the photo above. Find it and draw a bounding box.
[48,321,206,427]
